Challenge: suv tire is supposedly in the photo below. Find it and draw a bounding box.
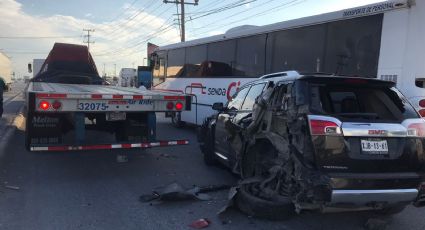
[236,184,294,220]
[203,129,217,165]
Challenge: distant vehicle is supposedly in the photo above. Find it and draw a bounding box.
[119,68,136,87]
[0,51,12,91]
[32,59,45,78]
[23,76,31,83]
[137,66,152,89]
[25,43,191,152]
[151,0,425,126]
[199,71,425,216]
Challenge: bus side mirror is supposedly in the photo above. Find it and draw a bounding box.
[28,63,32,73]
[212,102,224,111]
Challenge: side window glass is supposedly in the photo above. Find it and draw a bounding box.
[241,83,266,110]
[228,87,250,110]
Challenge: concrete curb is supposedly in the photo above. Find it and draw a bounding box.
[0,105,25,156]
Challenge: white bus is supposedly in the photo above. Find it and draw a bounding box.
[151,0,425,125]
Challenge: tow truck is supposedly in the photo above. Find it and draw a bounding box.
[25,43,191,151]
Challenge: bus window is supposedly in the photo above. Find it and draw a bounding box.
[152,51,166,85]
[235,34,266,77]
[185,45,207,77]
[324,14,383,77]
[266,24,326,74]
[207,40,236,77]
[167,48,185,78]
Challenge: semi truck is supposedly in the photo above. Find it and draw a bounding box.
[25,43,191,151]
[0,51,12,91]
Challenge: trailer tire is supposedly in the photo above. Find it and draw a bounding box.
[236,184,294,220]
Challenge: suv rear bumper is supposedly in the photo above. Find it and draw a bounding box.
[331,189,418,205]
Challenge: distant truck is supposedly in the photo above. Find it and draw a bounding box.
[119,68,136,87]
[32,59,45,78]
[0,51,12,91]
[137,66,152,89]
[25,43,191,152]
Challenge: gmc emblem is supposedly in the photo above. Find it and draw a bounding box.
[368,130,386,135]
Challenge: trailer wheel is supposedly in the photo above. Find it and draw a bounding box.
[171,112,185,128]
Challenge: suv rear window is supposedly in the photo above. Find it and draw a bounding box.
[310,84,418,122]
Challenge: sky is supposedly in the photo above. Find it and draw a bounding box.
[0,0,386,78]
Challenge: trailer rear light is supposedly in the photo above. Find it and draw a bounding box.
[166,102,174,110]
[52,101,62,110]
[419,100,425,108]
[309,119,342,136]
[39,101,50,110]
[419,109,425,117]
[175,102,183,110]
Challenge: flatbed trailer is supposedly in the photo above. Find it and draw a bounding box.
[25,82,191,151]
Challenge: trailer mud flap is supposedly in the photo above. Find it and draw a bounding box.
[27,113,63,146]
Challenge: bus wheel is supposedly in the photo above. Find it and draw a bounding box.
[171,112,185,128]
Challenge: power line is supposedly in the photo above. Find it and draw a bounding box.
[189,0,303,37]
[163,0,199,42]
[94,15,175,56]
[0,35,81,39]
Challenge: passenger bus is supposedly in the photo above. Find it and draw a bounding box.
[151,0,425,126]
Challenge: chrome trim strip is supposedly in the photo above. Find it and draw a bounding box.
[342,122,407,137]
[214,152,228,161]
[331,189,418,205]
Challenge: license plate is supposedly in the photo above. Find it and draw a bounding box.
[106,112,126,121]
[361,140,388,154]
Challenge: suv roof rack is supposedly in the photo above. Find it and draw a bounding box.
[259,70,301,79]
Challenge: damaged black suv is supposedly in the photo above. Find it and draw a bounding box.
[199,71,425,218]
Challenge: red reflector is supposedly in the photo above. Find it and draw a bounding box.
[91,94,102,99]
[113,95,123,99]
[39,101,50,110]
[419,109,425,117]
[344,79,367,84]
[310,119,340,135]
[175,102,183,110]
[419,100,425,108]
[52,101,62,110]
[166,102,174,110]
[36,93,67,98]
[164,96,186,100]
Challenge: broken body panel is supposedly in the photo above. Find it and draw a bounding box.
[199,74,425,216]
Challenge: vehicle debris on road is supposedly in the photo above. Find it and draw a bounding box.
[4,185,20,190]
[188,218,210,229]
[139,183,230,203]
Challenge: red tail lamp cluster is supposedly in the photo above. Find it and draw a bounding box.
[419,99,425,117]
[39,100,62,111]
[166,102,184,111]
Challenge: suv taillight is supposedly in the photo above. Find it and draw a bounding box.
[403,119,425,137]
[308,116,342,136]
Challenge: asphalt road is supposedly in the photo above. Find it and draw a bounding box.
[0,86,424,229]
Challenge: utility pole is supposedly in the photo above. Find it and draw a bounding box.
[163,0,199,42]
[114,64,117,77]
[83,29,95,51]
